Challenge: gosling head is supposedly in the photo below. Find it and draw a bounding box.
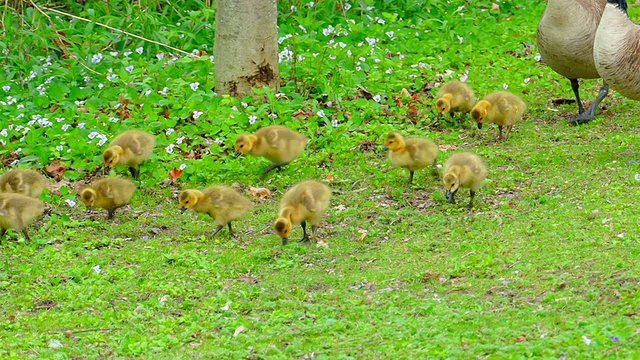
[234,134,256,158]
[442,173,460,203]
[436,95,452,120]
[471,101,490,129]
[383,132,404,152]
[79,187,98,210]
[274,217,293,245]
[179,190,200,214]
[102,146,123,174]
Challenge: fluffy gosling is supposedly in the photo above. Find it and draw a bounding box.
[442,152,488,209]
[179,186,253,238]
[435,80,476,127]
[471,91,526,141]
[383,132,439,184]
[274,180,331,245]
[234,125,308,174]
[0,193,45,242]
[103,130,155,179]
[79,178,136,219]
[0,169,48,198]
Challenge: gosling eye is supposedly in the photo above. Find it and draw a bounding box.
[185,201,189,204]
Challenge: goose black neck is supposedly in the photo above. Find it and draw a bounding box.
[608,0,628,13]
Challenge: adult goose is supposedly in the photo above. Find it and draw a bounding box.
[594,0,640,100]
[537,0,609,124]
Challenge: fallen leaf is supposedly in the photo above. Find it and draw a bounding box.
[169,168,183,181]
[438,144,458,152]
[356,229,368,243]
[233,326,245,337]
[515,335,527,343]
[325,174,336,182]
[237,274,259,285]
[490,3,500,11]
[45,160,66,181]
[407,105,419,119]
[247,186,271,200]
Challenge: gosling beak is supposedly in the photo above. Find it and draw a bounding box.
[234,151,241,159]
[446,190,455,203]
[180,207,187,214]
[382,146,389,151]
[282,238,288,245]
[87,206,93,211]
[103,167,110,176]
[477,122,483,129]
[437,113,443,120]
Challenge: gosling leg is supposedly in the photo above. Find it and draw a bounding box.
[107,208,115,219]
[465,190,476,210]
[129,166,140,180]
[311,225,319,243]
[263,161,291,175]
[431,162,439,178]
[22,228,32,242]
[299,221,310,243]
[497,125,503,141]
[227,223,237,239]
[0,229,5,238]
[504,125,513,141]
[457,113,467,128]
[211,225,224,238]
[570,85,609,125]
[408,171,414,185]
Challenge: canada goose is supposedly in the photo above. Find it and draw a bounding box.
[435,81,475,127]
[103,130,155,179]
[594,0,640,100]
[442,152,488,209]
[471,91,526,141]
[0,193,45,242]
[234,125,308,174]
[274,180,331,245]
[79,177,136,219]
[537,0,608,123]
[383,132,439,184]
[0,169,48,198]
[179,186,253,238]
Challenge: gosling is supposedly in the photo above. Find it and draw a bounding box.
[79,177,136,219]
[471,91,526,141]
[442,152,488,209]
[0,193,45,242]
[0,169,48,198]
[234,125,308,174]
[274,180,331,245]
[103,130,155,179]
[383,132,439,184]
[179,186,253,238]
[435,80,476,127]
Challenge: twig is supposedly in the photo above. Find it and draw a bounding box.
[46,328,118,335]
[28,0,101,75]
[40,6,190,56]
[461,251,476,258]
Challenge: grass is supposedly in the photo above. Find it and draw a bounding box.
[1,0,640,358]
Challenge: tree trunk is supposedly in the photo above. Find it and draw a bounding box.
[214,0,279,97]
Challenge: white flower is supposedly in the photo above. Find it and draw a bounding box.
[241,102,248,108]
[306,2,314,7]
[457,35,464,44]
[125,65,134,73]
[62,124,70,131]
[220,301,232,311]
[344,3,351,10]
[582,336,592,346]
[166,128,175,136]
[214,138,224,145]
[91,53,103,64]
[535,54,541,61]
[156,53,165,60]
[176,136,185,145]
[83,76,91,83]
[91,265,102,274]
[124,50,132,57]
[135,46,143,54]
[159,87,168,96]
[2,85,9,92]
[109,51,119,57]
[365,37,377,46]
[317,110,325,117]
[386,68,392,74]
[503,83,509,90]
[1,49,8,56]
[165,144,175,154]
[78,122,85,129]
[332,119,338,127]
[56,145,64,151]
[249,115,257,125]
[190,82,200,91]
[88,131,99,139]
[48,340,63,349]
[323,25,334,36]
[268,113,278,119]
[635,173,640,181]
[329,54,336,60]
[386,31,394,38]
[291,5,297,11]
[106,73,117,82]
[193,110,203,119]
[98,83,104,89]
[377,19,385,24]
[179,163,187,170]
[524,78,531,84]
[143,90,152,96]
[0,129,7,137]
[373,94,381,102]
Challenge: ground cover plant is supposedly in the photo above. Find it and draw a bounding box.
[1,0,639,358]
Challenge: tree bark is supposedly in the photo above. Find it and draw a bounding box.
[214,0,279,97]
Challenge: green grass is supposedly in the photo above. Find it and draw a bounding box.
[1,0,640,358]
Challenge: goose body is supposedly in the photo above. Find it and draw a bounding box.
[103,130,155,179]
[442,152,488,209]
[0,169,48,198]
[435,81,475,126]
[0,193,45,241]
[383,132,439,184]
[79,178,136,219]
[471,91,526,141]
[234,125,308,174]
[274,180,331,245]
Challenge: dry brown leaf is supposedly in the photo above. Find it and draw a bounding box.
[438,144,458,152]
[325,174,336,183]
[45,160,66,181]
[407,105,419,119]
[491,3,500,11]
[237,274,259,285]
[233,326,245,337]
[356,229,368,243]
[247,186,271,200]
[515,335,527,343]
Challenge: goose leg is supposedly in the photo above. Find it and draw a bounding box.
[466,190,476,210]
[211,225,223,238]
[569,78,586,114]
[0,229,5,238]
[299,221,310,243]
[263,161,291,175]
[107,208,115,219]
[408,171,414,185]
[569,85,609,125]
